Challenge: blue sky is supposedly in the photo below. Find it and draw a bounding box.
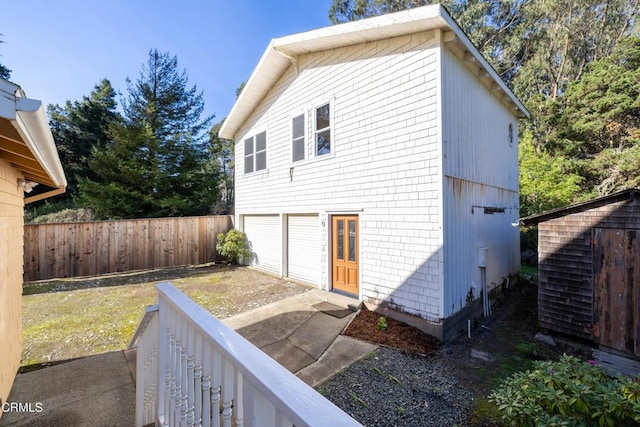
[0,1,333,123]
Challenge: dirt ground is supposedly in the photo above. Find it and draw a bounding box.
[21,264,309,368]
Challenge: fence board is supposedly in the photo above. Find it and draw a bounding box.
[23,215,234,281]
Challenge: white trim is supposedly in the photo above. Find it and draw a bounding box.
[290,111,306,164]
[218,4,528,140]
[0,78,67,191]
[242,129,268,175]
[327,213,362,300]
[313,99,335,159]
[435,29,446,319]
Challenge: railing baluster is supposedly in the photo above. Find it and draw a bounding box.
[180,317,189,425]
[171,308,180,426]
[212,349,222,427]
[201,341,212,427]
[136,282,362,427]
[235,370,244,427]
[194,332,203,427]
[221,359,233,427]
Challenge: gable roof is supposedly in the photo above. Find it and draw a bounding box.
[0,78,67,203]
[519,188,640,226]
[219,4,529,140]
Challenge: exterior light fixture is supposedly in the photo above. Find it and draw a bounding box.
[18,179,39,193]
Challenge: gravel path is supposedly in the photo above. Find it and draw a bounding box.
[318,347,473,426]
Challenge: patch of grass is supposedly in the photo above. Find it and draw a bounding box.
[467,398,505,427]
[520,263,538,281]
[387,374,403,385]
[349,391,369,408]
[21,268,305,367]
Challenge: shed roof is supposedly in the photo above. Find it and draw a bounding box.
[0,78,67,203]
[219,4,529,139]
[519,189,640,226]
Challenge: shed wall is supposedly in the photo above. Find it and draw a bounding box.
[440,45,520,317]
[234,31,444,320]
[0,159,25,407]
[538,198,640,340]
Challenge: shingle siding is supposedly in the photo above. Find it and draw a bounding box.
[0,159,25,406]
[236,31,444,320]
[538,198,640,340]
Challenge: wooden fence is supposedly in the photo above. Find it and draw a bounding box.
[23,215,234,282]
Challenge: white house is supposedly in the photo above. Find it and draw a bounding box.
[219,5,528,341]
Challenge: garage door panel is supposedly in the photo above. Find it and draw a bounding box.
[287,215,319,285]
[243,215,280,274]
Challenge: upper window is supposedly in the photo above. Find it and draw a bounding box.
[244,131,267,174]
[292,114,305,162]
[508,123,514,146]
[315,103,331,156]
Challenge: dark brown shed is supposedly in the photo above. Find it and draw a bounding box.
[520,189,640,357]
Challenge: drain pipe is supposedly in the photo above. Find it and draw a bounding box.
[481,266,488,317]
[477,247,489,318]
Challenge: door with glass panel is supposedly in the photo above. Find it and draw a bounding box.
[332,216,359,295]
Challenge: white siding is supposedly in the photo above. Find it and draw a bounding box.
[242,215,281,275]
[235,31,444,321]
[286,215,320,285]
[440,45,520,317]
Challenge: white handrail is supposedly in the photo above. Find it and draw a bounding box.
[135,281,361,427]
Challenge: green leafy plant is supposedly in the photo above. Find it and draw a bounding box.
[215,229,252,264]
[489,354,640,426]
[377,316,388,331]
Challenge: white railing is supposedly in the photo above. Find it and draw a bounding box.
[132,281,362,427]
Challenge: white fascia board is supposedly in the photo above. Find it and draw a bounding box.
[219,4,528,139]
[14,103,67,188]
[0,78,67,189]
[0,79,21,120]
[437,11,530,119]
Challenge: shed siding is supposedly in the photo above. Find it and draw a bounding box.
[440,45,520,316]
[234,32,444,320]
[538,198,640,340]
[0,159,25,405]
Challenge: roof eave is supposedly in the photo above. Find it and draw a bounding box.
[219,4,529,139]
[0,79,67,199]
[519,189,640,226]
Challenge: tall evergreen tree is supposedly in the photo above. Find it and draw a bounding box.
[545,36,640,196]
[0,35,11,80]
[47,79,120,202]
[208,120,234,214]
[79,50,217,219]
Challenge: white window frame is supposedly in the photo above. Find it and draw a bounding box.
[291,113,306,163]
[314,101,333,158]
[243,130,267,175]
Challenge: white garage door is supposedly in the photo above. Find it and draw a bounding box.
[287,215,320,285]
[243,215,280,274]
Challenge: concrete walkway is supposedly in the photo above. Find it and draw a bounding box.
[1,289,377,426]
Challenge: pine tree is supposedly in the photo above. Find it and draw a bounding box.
[79,50,217,219]
[0,34,10,80]
[47,79,120,203]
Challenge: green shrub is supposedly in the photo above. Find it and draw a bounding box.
[376,316,388,331]
[489,354,640,426]
[215,229,252,264]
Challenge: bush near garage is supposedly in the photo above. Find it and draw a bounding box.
[489,354,640,426]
